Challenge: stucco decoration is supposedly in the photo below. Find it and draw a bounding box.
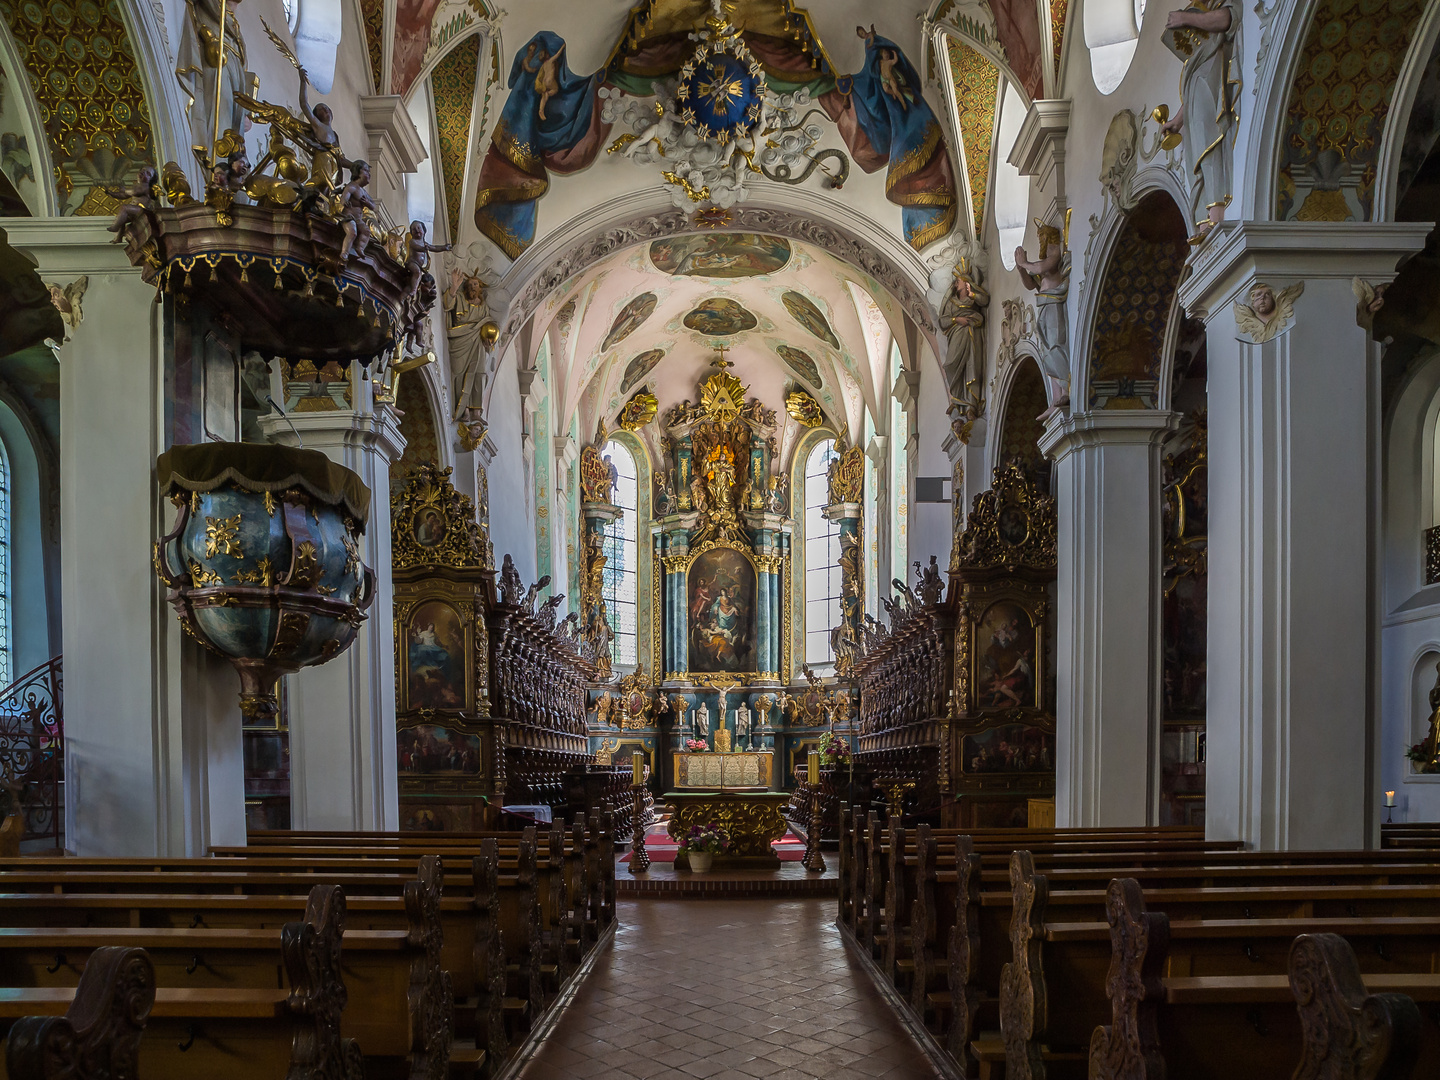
[1099,110,1140,212]
[0,0,157,214]
[1087,193,1189,409]
[1233,281,1304,343]
[498,206,939,354]
[432,34,481,241]
[1275,0,1426,222]
[947,37,999,234]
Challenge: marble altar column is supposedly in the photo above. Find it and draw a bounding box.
[1038,410,1178,827]
[1177,221,1428,851]
[260,367,405,831]
[5,219,245,856]
[745,511,787,681]
[658,515,696,679]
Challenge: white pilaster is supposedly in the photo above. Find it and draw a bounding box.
[358,95,428,224]
[260,372,405,831]
[5,219,245,856]
[1039,410,1176,827]
[1178,221,1430,850]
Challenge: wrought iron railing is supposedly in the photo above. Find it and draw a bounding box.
[0,656,63,849]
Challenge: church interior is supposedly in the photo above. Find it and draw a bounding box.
[3,0,1440,1074]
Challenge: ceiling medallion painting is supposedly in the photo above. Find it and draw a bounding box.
[619,347,667,393]
[602,292,659,351]
[781,290,839,349]
[649,233,791,277]
[683,297,758,335]
[775,343,822,389]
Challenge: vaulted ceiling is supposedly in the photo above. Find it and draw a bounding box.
[529,233,903,451]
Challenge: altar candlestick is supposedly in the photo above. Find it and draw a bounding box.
[1385,790,1396,807]
[807,751,818,786]
[1385,789,1397,824]
[633,755,644,787]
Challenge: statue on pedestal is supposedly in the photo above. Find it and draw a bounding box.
[1159,0,1238,243]
[694,701,711,739]
[1015,220,1072,414]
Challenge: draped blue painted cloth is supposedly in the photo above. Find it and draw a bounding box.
[475,32,606,258]
[834,34,954,249]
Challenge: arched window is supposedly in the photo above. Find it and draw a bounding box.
[1085,0,1147,95]
[290,0,343,93]
[0,438,10,687]
[600,441,638,668]
[994,81,1031,271]
[804,439,842,665]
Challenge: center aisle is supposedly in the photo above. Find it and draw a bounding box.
[517,897,944,1080]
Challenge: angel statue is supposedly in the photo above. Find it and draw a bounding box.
[1352,277,1388,333]
[1015,219,1072,415]
[939,260,990,406]
[1234,282,1304,344]
[46,276,87,340]
[1159,0,1239,243]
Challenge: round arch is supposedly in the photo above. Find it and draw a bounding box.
[1074,185,1190,413]
[788,424,841,678]
[986,351,1044,483]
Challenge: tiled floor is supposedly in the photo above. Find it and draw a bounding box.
[517,898,943,1080]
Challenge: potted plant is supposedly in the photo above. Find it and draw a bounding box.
[680,822,729,872]
[683,738,709,752]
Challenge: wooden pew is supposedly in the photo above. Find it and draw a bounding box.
[1088,881,1430,1080]
[841,814,1440,1078]
[0,836,607,1078]
[2,887,370,1080]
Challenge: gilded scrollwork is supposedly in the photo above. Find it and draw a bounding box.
[391,463,491,571]
[953,459,1057,572]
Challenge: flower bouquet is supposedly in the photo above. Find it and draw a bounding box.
[819,730,851,765]
[679,821,729,872]
[684,738,709,752]
[1408,743,1439,773]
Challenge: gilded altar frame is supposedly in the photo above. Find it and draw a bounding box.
[656,536,788,683]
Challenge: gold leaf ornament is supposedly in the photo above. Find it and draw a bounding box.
[618,391,659,431]
[785,390,824,427]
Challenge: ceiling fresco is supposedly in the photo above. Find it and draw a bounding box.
[648,234,792,277]
[526,234,904,470]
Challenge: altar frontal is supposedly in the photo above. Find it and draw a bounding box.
[665,791,790,869]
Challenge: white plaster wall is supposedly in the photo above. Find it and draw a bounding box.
[0,400,57,674]
[487,348,538,582]
[912,354,955,568]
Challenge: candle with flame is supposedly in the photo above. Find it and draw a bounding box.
[1385,790,1397,808]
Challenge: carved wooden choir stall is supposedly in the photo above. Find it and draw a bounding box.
[392,463,632,833]
[853,461,1057,828]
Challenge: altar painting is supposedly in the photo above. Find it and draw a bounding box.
[962,724,1054,774]
[406,600,466,710]
[688,547,756,672]
[975,600,1037,710]
[398,724,482,774]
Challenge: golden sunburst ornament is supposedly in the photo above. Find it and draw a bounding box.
[693,207,734,229]
[699,371,747,423]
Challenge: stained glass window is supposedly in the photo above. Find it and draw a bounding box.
[600,441,638,668]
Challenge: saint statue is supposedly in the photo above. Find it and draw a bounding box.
[444,271,494,420]
[694,701,711,738]
[938,261,990,408]
[175,0,251,162]
[1159,0,1238,242]
[734,702,752,745]
[1015,222,1072,413]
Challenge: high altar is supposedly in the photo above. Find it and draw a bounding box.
[578,355,864,792]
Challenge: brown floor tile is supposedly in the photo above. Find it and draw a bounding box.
[517,898,942,1080]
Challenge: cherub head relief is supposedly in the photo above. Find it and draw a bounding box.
[1234,281,1305,344]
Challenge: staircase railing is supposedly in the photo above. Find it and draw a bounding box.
[0,656,63,850]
